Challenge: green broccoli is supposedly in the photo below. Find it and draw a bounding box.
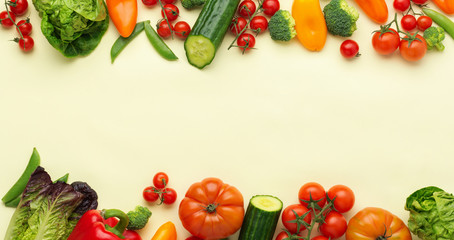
[126,206,152,230]
[424,26,445,51]
[181,0,206,9]
[268,10,297,41]
[323,0,359,37]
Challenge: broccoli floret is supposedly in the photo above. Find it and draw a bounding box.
[323,0,359,37]
[424,26,445,51]
[181,0,206,9]
[126,206,152,230]
[268,10,297,41]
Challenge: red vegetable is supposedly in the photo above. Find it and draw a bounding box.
[281,204,312,234]
[238,0,256,18]
[0,11,16,28]
[161,4,179,22]
[399,33,426,62]
[372,28,400,55]
[262,0,280,16]
[319,211,347,239]
[17,36,34,52]
[9,0,28,16]
[340,40,360,59]
[105,217,142,240]
[174,21,191,39]
[230,16,247,35]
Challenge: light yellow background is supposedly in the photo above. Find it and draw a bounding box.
[1,0,454,239]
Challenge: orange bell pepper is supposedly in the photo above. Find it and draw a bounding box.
[106,0,138,38]
[151,221,177,240]
[292,0,327,51]
[354,0,388,24]
[433,0,454,14]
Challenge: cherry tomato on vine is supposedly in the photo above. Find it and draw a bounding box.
[412,0,428,4]
[298,182,326,209]
[174,21,191,39]
[319,211,347,239]
[238,0,256,18]
[142,0,158,7]
[230,16,247,35]
[340,40,360,59]
[0,11,16,28]
[162,0,176,3]
[237,33,256,52]
[9,0,28,16]
[372,28,400,55]
[262,0,280,16]
[157,20,173,38]
[399,33,426,61]
[417,16,432,31]
[327,185,355,213]
[250,16,268,34]
[276,231,301,240]
[393,0,410,12]
[17,35,34,52]
[281,204,312,234]
[143,186,160,202]
[16,19,32,36]
[162,188,177,204]
[312,236,330,240]
[161,4,179,22]
[401,15,417,31]
[153,172,169,188]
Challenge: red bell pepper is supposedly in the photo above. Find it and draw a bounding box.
[105,217,142,240]
[67,209,130,240]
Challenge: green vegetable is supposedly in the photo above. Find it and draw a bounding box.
[268,10,297,41]
[126,205,152,230]
[238,195,283,240]
[184,0,240,69]
[424,26,446,51]
[144,21,178,61]
[181,0,206,9]
[32,0,109,57]
[422,8,454,39]
[111,21,146,63]
[323,0,359,37]
[405,186,454,240]
[2,148,40,207]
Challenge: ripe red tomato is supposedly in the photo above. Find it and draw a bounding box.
[276,231,302,240]
[340,39,359,59]
[412,0,427,4]
[185,237,203,240]
[237,33,256,52]
[143,186,160,202]
[174,21,191,39]
[250,16,268,34]
[157,20,174,38]
[401,15,417,31]
[312,236,330,240]
[327,185,355,213]
[162,0,176,3]
[142,0,158,6]
[262,0,280,16]
[0,11,16,28]
[393,0,410,11]
[282,204,312,234]
[16,19,32,36]
[9,0,28,16]
[298,182,326,209]
[230,16,247,35]
[162,188,177,204]
[399,33,426,61]
[153,172,169,188]
[161,4,179,22]
[417,16,432,31]
[238,0,256,18]
[319,211,348,239]
[17,35,34,52]
[372,28,400,55]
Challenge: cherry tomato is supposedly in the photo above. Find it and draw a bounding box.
[319,211,348,239]
[16,19,32,36]
[276,231,302,240]
[0,11,16,28]
[250,16,268,34]
[340,40,360,59]
[238,0,256,18]
[162,188,177,204]
[412,0,427,4]
[262,0,280,16]
[153,172,169,188]
[237,33,256,52]
[401,15,417,31]
[298,182,326,209]
[312,236,330,240]
[157,20,174,38]
[399,33,426,61]
[9,0,28,16]
[161,4,179,22]
[281,204,312,234]
[143,186,160,202]
[417,16,432,31]
[142,0,158,7]
[185,237,203,240]
[17,35,33,52]
[393,0,410,11]
[174,21,191,39]
[230,16,247,35]
[372,28,400,55]
[162,0,176,3]
[327,185,355,213]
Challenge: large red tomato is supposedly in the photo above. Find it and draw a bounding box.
[179,178,244,240]
[346,207,412,240]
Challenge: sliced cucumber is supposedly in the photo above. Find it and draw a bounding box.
[185,36,215,68]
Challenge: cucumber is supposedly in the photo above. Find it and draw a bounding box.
[184,0,240,69]
[238,195,283,240]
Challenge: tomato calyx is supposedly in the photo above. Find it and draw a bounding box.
[400,31,423,47]
[376,226,393,240]
[204,203,219,213]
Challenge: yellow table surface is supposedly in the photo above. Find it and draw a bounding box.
[1,0,454,239]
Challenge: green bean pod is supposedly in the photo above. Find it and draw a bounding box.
[111,21,146,63]
[422,8,454,39]
[144,21,178,61]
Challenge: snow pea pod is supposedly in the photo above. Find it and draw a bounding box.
[423,8,454,39]
[111,21,146,63]
[144,21,178,61]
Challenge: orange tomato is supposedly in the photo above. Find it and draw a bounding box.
[433,0,454,14]
[151,221,177,240]
[292,0,327,51]
[353,0,388,24]
[106,0,138,37]
[178,178,244,240]
[346,207,412,240]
